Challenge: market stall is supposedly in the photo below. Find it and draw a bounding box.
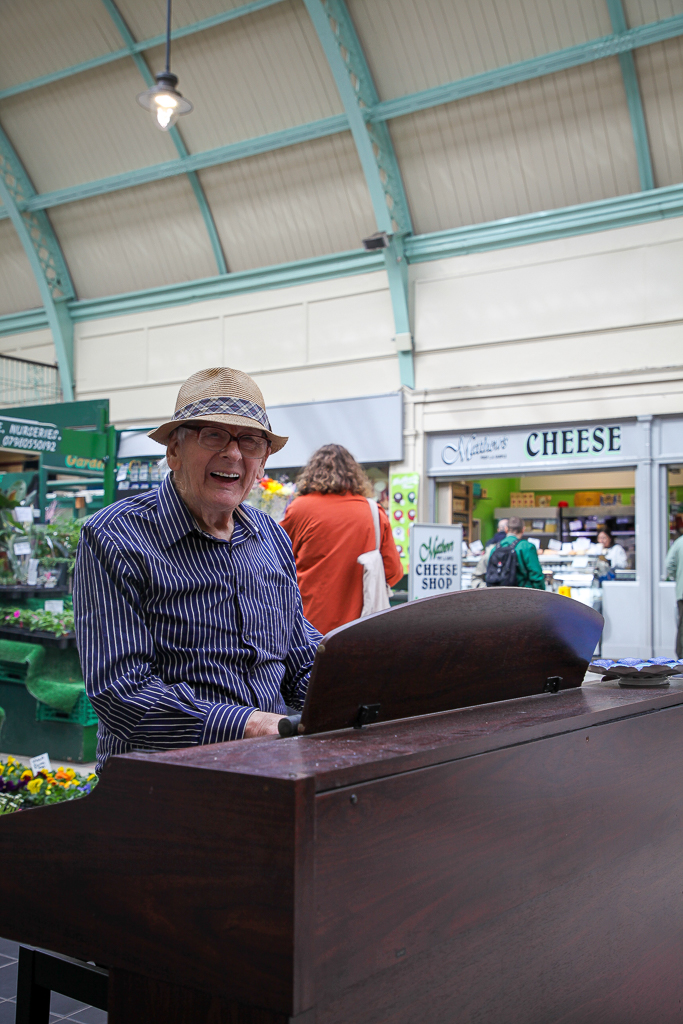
[428,415,683,660]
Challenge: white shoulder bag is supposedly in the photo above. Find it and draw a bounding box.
[357,499,391,617]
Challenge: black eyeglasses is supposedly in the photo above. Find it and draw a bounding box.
[185,425,268,457]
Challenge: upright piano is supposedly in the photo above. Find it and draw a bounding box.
[1,588,682,1023]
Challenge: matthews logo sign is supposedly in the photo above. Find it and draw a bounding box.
[427,421,636,476]
[408,523,462,601]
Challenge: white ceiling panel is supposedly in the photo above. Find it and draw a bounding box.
[144,0,342,153]
[0,0,123,91]
[48,177,217,298]
[622,0,683,25]
[0,60,179,193]
[0,221,43,315]
[392,58,639,234]
[348,0,611,101]
[116,0,268,43]
[198,132,375,270]
[635,37,683,186]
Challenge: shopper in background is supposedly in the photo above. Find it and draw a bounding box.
[486,515,545,589]
[471,520,509,588]
[490,518,509,547]
[597,529,628,569]
[665,532,683,657]
[281,445,404,635]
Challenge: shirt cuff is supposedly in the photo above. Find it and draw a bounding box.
[200,702,256,744]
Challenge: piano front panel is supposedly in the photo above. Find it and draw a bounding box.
[311,702,683,1023]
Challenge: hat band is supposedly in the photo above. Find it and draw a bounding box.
[173,396,271,431]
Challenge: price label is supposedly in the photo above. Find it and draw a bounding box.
[44,600,64,613]
[13,541,31,556]
[30,753,51,774]
[13,507,33,523]
[27,559,39,586]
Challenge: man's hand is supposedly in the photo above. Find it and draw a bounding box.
[244,710,284,738]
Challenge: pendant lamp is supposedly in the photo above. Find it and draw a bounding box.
[136,0,193,131]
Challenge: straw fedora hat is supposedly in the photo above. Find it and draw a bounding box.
[148,367,288,452]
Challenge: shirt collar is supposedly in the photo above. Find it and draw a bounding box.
[155,473,260,549]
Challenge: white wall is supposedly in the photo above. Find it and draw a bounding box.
[73,271,400,426]
[57,215,681,455]
[0,328,56,366]
[411,216,683,450]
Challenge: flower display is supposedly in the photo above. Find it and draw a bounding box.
[0,758,97,814]
[245,476,296,522]
[0,605,75,636]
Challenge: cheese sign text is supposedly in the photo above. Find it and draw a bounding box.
[408,523,462,601]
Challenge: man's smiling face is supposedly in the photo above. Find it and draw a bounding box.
[166,422,269,518]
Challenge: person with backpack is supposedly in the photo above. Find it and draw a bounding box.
[485,516,545,589]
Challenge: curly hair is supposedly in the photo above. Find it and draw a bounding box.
[296,444,373,496]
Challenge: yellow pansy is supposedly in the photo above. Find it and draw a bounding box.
[87,774,97,782]
[0,765,5,776]
[6,756,16,766]
[27,778,43,794]
[65,768,76,779]
[20,769,32,781]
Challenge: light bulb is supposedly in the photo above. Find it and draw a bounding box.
[137,72,192,132]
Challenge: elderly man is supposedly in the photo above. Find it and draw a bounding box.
[74,367,321,771]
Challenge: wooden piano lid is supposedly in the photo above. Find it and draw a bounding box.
[298,587,603,734]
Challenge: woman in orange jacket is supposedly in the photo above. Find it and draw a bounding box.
[281,445,404,636]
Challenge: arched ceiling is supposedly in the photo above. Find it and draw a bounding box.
[2,0,683,392]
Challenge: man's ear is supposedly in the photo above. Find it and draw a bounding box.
[166,435,181,471]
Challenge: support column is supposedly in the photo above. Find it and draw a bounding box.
[0,125,75,401]
[303,0,416,388]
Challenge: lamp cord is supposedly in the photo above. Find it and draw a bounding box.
[165,0,172,73]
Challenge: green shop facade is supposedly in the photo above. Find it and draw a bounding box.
[0,398,116,763]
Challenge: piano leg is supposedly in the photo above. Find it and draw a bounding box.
[108,969,315,1024]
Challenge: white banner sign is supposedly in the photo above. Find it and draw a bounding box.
[408,523,462,601]
[427,420,639,475]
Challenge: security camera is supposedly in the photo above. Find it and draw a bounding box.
[362,231,390,250]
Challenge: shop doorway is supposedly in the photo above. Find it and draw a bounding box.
[437,468,638,656]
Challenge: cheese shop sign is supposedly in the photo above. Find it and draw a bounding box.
[408,523,462,601]
[427,421,637,475]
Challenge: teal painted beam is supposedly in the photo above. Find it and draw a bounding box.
[606,0,655,192]
[0,118,347,219]
[42,182,683,325]
[303,0,414,388]
[0,125,75,400]
[0,0,288,101]
[68,248,384,321]
[0,309,49,337]
[405,181,683,262]
[371,13,683,122]
[99,0,228,274]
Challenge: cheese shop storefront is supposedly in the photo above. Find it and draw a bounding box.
[426,415,683,660]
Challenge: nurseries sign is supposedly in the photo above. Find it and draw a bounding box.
[0,416,61,453]
[408,523,462,601]
[427,420,638,475]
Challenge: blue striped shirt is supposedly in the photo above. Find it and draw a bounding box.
[73,474,322,771]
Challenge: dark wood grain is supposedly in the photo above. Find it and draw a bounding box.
[107,969,315,1024]
[0,683,681,1023]
[130,679,683,793]
[300,588,602,733]
[0,761,316,1016]
[312,703,683,1022]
